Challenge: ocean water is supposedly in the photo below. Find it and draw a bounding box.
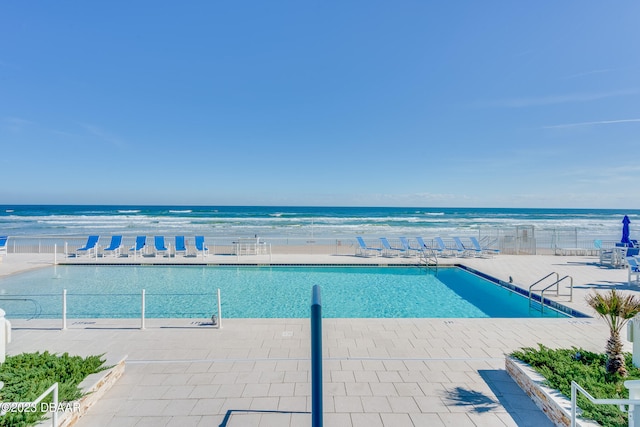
[0,205,638,240]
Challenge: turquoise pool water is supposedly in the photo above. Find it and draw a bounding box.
[0,266,568,319]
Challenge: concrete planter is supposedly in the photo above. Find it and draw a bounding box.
[36,354,126,427]
[506,356,600,427]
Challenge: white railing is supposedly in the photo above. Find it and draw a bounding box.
[60,288,222,330]
[0,382,60,426]
[571,380,640,427]
[0,233,624,257]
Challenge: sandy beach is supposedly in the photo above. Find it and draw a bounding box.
[0,250,635,426]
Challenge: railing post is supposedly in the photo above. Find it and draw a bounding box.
[571,381,577,427]
[62,289,67,330]
[52,382,58,427]
[311,285,323,427]
[141,289,146,330]
[54,244,57,265]
[626,380,640,427]
[216,288,222,329]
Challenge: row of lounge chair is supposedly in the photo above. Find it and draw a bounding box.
[75,235,209,258]
[356,236,500,258]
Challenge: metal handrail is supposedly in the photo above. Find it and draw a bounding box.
[540,278,572,314]
[529,272,560,296]
[0,382,60,426]
[571,381,640,427]
[528,272,559,313]
[528,272,574,314]
[418,248,438,273]
[310,285,323,427]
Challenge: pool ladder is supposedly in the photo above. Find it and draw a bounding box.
[528,272,573,314]
[419,248,438,274]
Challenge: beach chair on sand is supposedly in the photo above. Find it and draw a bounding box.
[129,236,146,257]
[195,236,209,257]
[154,236,169,257]
[380,237,408,257]
[76,235,99,257]
[355,236,382,257]
[0,236,7,255]
[103,235,123,257]
[175,236,188,256]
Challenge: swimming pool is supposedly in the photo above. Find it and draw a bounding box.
[0,266,569,319]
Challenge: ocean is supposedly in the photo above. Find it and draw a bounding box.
[0,205,638,242]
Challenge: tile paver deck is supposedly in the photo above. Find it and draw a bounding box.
[0,252,636,426]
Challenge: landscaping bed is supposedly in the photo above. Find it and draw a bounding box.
[509,345,640,427]
[0,351,124,427]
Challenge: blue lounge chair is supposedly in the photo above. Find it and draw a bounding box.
[628,257,640,286]
[103,235,123,257]
[453,237,474,257]
[76,235,99,257]
[129,236,146,257]
[175,236,188,256]
[380,237,408,257]
[469,236,500,257]
[434,237,456,257]
[416,237,430,250]
[154,236,169,257]
[195,236,209,257]
[356,236,382,257]
[0,236,7,255]
[399,237,423,256]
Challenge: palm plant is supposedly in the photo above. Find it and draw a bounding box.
[585,289,640,376]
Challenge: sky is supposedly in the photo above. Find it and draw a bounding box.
[1,1,639,209]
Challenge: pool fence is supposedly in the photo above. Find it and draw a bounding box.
[0,227,625,257]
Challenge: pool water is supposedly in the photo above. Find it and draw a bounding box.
[0,266,568,319]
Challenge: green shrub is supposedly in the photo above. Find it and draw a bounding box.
[512,344,640,427]
[0,351,108,427]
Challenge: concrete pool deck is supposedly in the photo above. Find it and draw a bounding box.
[0,252,636,426]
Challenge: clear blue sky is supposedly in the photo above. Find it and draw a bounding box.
[2,2,639,208]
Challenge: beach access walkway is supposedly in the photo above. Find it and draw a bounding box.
[0,252,634,427]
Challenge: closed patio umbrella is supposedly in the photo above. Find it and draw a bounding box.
[622,215,631,246]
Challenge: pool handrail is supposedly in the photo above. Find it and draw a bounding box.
[311,285,323,427]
